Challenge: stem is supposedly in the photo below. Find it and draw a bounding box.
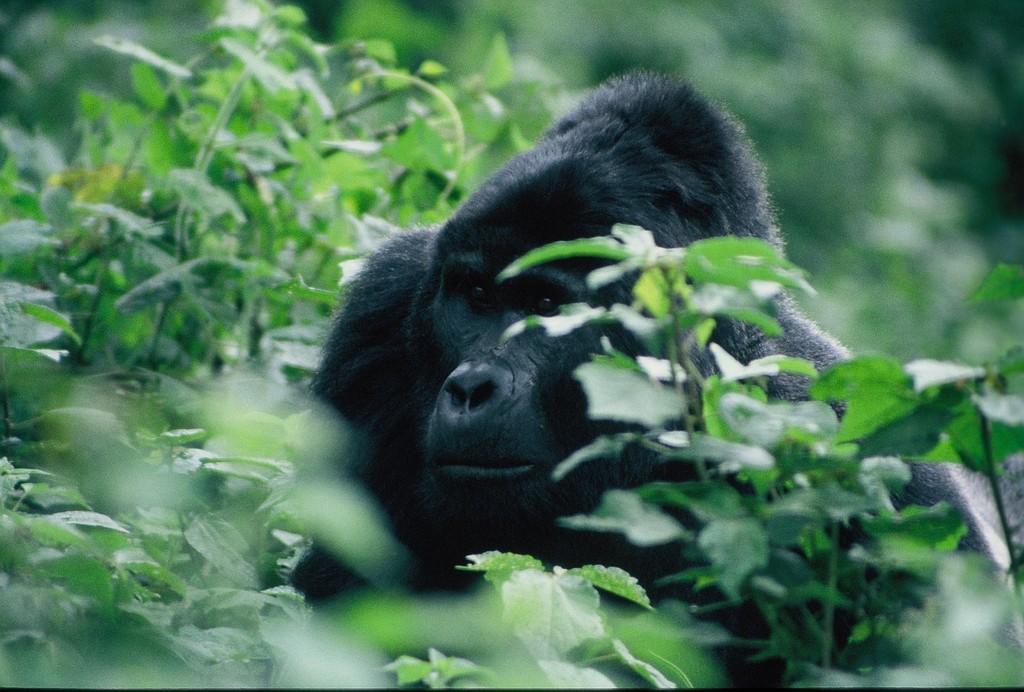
[821,521,839,669]
[174,64,252,260]
[0,355,11,449]
[979,409,1022,592]
[361,70,466,203]
[664,267,709,481]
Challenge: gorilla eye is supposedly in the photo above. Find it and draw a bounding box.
[468,284,492,310]
[535,296,558,316]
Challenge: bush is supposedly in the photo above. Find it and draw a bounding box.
[1,0,1022,687]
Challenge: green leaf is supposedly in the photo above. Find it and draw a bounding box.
[718,392,839,447]
[461,551,545,584]
[969,264,1024,302]
[904,359,985,393]
[860,403,958,457]
[184,517,258,588]
[698,517,769,601]
[168,168,246,223]
[20,303,80,345]
[501,569,606,659]
[48,510,129,533]
[559,489,688,547]
[481,34,513,90]
[498,236,634,282]
[811,356,917,443]
[685,236,813,294]
[0,219,56,255]
[220,37,296,93]
[566,564,652,609]
[131,62,167,110]
[574,360,682,428]
[552,433,633,481]
[665,433,775,472]
[94,36,192,79]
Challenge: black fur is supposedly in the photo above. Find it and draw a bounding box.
[292,73,1010,679]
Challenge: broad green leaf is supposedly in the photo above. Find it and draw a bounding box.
[718,392,839,447]
[220,37,296,92]
[94,36,192,78]
[498,237,634,282]
[481,34,513,90]
[566,564,652,609]
[559,489,688,547]
[859,403,958,457]
[685,236,813,294]
[969,264,1024,302]
[905,359,985,393]
[20,303,80,345]
[48,510,129,534]
[973,392,1024,427]
[698,517,769,601]
[0,219,56,255]
[665,433,775,472]
[501,568,606,659]
[184,517,258,588]
[461,551,544,584]
[811,356,917,443]
[131,62,167,110]
[574,360,683,428]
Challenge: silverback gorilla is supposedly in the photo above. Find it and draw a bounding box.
[292,73,1010,682]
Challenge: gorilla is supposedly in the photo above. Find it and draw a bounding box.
[292,72,1011,681]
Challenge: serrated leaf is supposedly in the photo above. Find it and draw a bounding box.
[501,569,606,659]
[566,564,652,609]
[718,392,839,447]
[698,517,769,600]
[559,489,688,546]
[184,517,258,587]
[685,236,813,294]
[969,264,1024,302]
[811,356,917,443]
[462,551,545,585]
[974,392,1024,427]
[666,433,775,472]
[574,361,682,428]
[168,168,246,223]
[481,34,512,90]
[94,36,192,79]
[220,37,296,93]
[48,510,130,533]
[904,359,985,393]
[0,219,57,254]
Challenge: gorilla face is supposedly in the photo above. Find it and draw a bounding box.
[299,72,847,590]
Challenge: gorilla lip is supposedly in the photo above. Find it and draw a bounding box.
[434,461,535,480]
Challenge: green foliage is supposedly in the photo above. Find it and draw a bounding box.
[505,225,1024,685]
[1,0,1023,688]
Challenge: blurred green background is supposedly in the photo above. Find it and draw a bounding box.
[3,0,1022,360]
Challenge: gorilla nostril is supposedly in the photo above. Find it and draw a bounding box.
[467,380,495,410]
[442,362,510,414]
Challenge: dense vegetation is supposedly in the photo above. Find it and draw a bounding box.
[1,0,1022,687]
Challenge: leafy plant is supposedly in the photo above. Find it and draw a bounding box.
[501,225,1024,685]
[2,0,1023,687]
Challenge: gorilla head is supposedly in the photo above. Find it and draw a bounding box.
[294,73,848,596]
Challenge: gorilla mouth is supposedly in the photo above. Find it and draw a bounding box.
[433,459,536,480]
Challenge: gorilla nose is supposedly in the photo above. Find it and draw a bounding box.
[440,361,514,417]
